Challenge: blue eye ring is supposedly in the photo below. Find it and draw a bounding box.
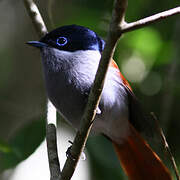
[56,37,68,46]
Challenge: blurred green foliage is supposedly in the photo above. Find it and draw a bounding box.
[125,28,162,60]
[0,118,45,171]
[0,0,180,179]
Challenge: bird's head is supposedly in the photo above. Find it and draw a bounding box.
[27,24,105,53]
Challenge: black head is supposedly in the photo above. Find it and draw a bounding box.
[32,25,105,52]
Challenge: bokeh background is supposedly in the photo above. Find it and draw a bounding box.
[0,0,180,179]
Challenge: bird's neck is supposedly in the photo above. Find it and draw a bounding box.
[41,47,101,84]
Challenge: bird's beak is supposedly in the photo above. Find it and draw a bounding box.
[26,41,47,48]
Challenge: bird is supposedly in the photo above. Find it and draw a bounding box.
[27,24,172,180]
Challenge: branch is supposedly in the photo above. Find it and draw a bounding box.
[23,0,47,37]
[60,0,128,179]
[23,0,61,179]
[151,112,180,180]
[46,123,61,180]
[46,101,61,180]
[121,6,180,33]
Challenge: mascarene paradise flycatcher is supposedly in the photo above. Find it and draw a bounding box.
[28,25,172,180]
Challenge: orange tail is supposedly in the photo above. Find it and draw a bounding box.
[112,124,172,180]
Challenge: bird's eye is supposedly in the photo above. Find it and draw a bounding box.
[56,37,67,46]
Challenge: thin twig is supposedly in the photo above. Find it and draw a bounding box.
[151,112,180,180]
[46,124,61,180]
[23,0,60,179]
[23,0,47,37]
[60,0,128,179]
[121,6,180,33]
[46,101,61,179]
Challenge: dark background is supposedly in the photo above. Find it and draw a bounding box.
[0,0,180,179]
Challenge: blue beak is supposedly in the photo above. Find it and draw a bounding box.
[27,41,47,48]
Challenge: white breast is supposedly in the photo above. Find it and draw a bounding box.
[42,47,130,143]
[93,66,130,144]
